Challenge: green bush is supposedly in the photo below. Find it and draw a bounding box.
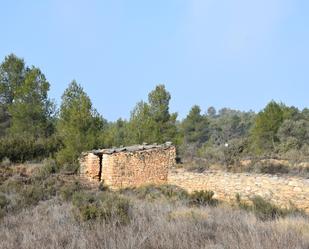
[236,194,305,220]
[98,181,108,191]
[121,184,189,202]
[19,184,46,207]
[188,190,218,207]
[0,135,62,163]
[258,162,290,175]
[34,159,59,180]
[72,191,130,223]
[60,181,82,201]
[0,194,9,209]
[0,157,11,167]
[0,178,24,194]
[60,163,80,174]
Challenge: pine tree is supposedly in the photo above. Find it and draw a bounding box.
[56,81,105,164]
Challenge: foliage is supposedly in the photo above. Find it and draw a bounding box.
[56,81,107,164]
[250,102,293,154]
[0,54,58,162]
[128,85,179,145]
[104,119,129,147]
[181,105,209,145]
[0,194,9,209]
[72,191,130,223]
[0,54,55,138]
[236,194,305,221]
[188,190,218,206]
[121,184,189,202]
[1,53,309,168]
[34,159,60,180]
[60,181,82,201]
[0,135,61,162]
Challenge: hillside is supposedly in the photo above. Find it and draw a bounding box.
[0,162,309,249]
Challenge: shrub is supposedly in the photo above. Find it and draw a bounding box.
[60,163,80,174]
[72,191,130,223]
[236,194,305,220]
[0,135,62,163]
[34,159,59,180]
[0,157,11,167]
[60,181,82,201]
[122,184,189,202]
[0,178,24,194]
[185,160,209,173]
[258,162,289,175]
[19,184,46,207]
[188,190,218,207]
[246,160,290,175]
[250,196,287,220]
[0,194,9,209]
[98,181,108,191]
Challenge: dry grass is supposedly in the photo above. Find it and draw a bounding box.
[0,198,308,249]
[0,164,309,249]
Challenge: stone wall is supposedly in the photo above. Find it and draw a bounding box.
[79,145,176,188]
[168,169,309,213]
[79,152,101,182]
[102,146,176,188]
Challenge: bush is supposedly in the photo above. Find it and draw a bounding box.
[0,157,11,167]
[60,163,80,174]
[236,194,305,220]
[98,181,108,191]
[34,159,59,180]
[0,194,9,209]
[188,190,218,207]
[258,162,289,175]
[246,160,290,175]
[19,184,46,207]
[72,191,130,223]
[0,135,62,163]
[121,184,189,202]
[60,181,82,201]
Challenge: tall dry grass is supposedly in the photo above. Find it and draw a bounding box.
[0,198,308,249]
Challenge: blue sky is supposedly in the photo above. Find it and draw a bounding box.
[0,1,308,121]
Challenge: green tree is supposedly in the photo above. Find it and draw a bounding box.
[147,84,178,143]
[8,67,55,138]
[0,54,26,136]
[0,54,25,105]
[207,106,216,117]
[0,54,55,138]
[250,101,287,153]
[56,81,105,164]
[104,119,129,147]
[128,101,157,144]
[182,105,209,145]
[277,119,309,151]
[128,85,178,145]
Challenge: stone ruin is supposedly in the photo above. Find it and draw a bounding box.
[79,142,176,189]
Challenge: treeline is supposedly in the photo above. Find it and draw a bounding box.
[0,54,308,166]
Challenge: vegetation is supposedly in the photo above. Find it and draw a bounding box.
[236,194,305,221]
[0,165,308,249]
[1,54,308,169]
[0,54,308,248]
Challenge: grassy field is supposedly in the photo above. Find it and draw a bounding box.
[0,162,309,249]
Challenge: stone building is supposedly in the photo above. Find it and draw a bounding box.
[79,142,176,188]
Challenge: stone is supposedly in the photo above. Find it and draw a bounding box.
[79,142,176,189]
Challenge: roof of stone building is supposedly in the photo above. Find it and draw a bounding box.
[89,142,173,156]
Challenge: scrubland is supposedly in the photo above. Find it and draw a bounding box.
[0,162,309,249]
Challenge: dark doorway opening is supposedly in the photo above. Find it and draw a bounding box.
[98,155,103,181]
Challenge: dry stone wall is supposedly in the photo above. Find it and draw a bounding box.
[79,144,176,188]
[102,147,176,188]
[79,152,101,181]
[168,169,309,213]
